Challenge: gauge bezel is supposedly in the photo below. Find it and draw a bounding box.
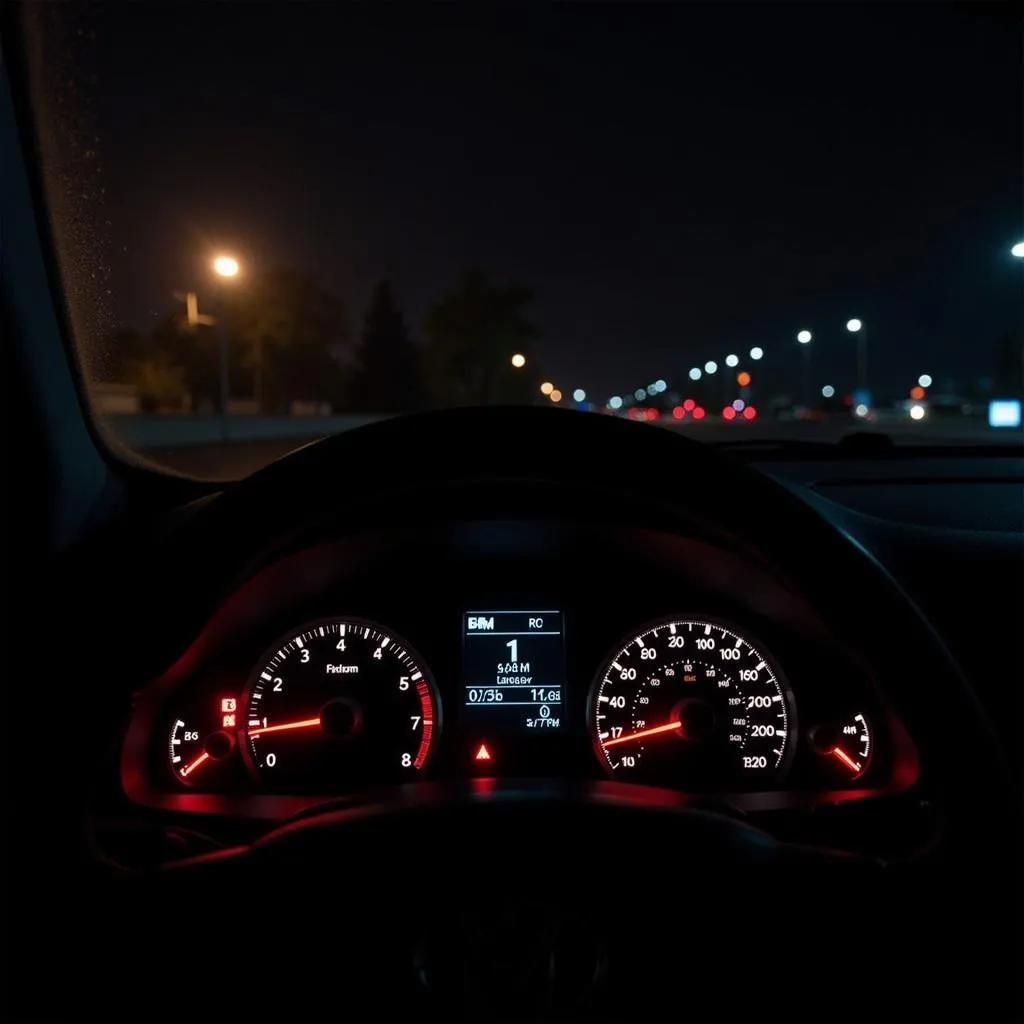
[586,614,798,789]
[239,615,443,788]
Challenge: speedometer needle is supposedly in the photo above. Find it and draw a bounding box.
[603,720,681,747]
[248,716,321,738]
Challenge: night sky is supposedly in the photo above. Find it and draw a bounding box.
[37,2,1023,400]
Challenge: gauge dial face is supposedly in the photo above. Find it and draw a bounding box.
[242,618,440,791]
[589,618,796,788]
[810,712,872,781]
[169,718,207,783]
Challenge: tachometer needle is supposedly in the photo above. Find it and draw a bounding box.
[180,751,210,778]
[603,720,681,747]
[248,716,321,739]
[831,746,862,774]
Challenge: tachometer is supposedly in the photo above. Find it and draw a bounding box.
[242,618,440,791]
[589,617,795,788]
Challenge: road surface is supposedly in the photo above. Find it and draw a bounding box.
[118,416,1020,480]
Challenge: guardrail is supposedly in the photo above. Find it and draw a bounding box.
[109,414,387,448]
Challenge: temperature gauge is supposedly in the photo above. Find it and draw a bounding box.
[809,712,873,781]
[168,696,239,785]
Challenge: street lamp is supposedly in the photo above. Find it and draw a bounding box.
[918,373,932,389]
[749,346,764,361]
[213,255,240,278]
[688,367,702,381]
[846,318,867,394]
[540,381,554,395]
[211,255,242,437]
[796,330,812,406]
[511,353,526,368]
[725,354,739,367]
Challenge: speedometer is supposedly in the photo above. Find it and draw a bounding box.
[589,617,795,788]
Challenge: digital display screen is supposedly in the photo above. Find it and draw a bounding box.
[462,611,566,732]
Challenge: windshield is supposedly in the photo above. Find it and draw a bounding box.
[19,1,1024,478]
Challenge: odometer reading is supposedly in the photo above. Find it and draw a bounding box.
[589,618,795,788]
[243,618,440,792]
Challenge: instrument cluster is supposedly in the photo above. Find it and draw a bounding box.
[120,524,919,818]
[125,605,915,819]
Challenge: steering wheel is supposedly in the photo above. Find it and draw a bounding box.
[87,408,1019,1020]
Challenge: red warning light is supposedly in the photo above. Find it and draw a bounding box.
[222,714,236,728]
[672,405,684,419]
[692,406,706,420]
[220,698,236,713]
[474,743,492,762]
[743,405,757,420]
[722,406,736,420]
[683,398,695,411]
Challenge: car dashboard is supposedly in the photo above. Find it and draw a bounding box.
[29,406,1021,1022]
[119,519,919,855]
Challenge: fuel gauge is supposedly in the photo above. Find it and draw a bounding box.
[809,713,873,781]
[168,696,239,786]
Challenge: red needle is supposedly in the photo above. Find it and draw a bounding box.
[832,746,862,774]
[180,751,210,777]
[603,720,681,747]
[248,716,321,739]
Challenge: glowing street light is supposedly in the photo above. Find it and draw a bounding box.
[796,330,812,404]
[688,368,702,381]
[608,395,623,410]
[704,360,718,374]
[846,318,867,392]
[550,388,563,403]
[511,353,526,368]
[822,384,835,398]
[573,388,586,402]
[1011,241,1024,258]
[749,346,764,361]
[540,381,554,395]
[210,255,242,439]
[918,374,933,388]
[213,255,240,278]
[725,354,739,367]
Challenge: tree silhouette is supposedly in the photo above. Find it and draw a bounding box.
[350,281,423,413]
[225,267,350,412]
[423,270,540,406]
